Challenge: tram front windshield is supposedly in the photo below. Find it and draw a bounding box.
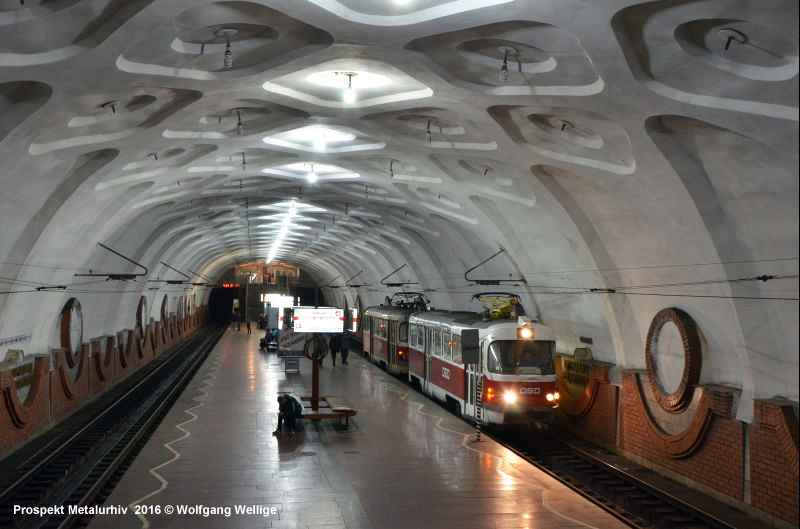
[487,340,555,375]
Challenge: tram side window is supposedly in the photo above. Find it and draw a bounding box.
[414,325,425,350]
[375,319,385,339]
[409,324,416,348]
[452,334,462,364]
[399,322,408,344]
[442,332,451,361]
[432,330,441,357]
[364,316,370,333]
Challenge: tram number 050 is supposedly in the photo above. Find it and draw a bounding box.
[519,387,540,395]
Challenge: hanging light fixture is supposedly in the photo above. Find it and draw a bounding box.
[216,28,237,69]
[224,40,232,69]
[101,101,119,114]
[343,73,357,104]
[235,110,244,136]
[425,120,432,142]
[500,50,509,82]
[307,163,318,183]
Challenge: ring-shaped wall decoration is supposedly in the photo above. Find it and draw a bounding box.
[58,298,83,368]
[644,307,702,414]
[136,295,147,341]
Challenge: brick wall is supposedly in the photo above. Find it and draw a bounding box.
[554,354,799,529]
[88,337,114,397]
[0,355,49,454]
[555,360,618,449]
[619,371,744,500]
[49,345,90,421]
[750,400,799,525]
[0,306,209,457]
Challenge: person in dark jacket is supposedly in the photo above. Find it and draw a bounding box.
[340,333,350,365]
[328,334,341,366]
[273,394,303,435]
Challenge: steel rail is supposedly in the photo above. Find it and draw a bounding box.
[0,327,224,529]
[56,328,223,529]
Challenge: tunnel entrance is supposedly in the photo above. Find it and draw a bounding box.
[208,261,326,323]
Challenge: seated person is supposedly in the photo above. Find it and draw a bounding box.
[273,394,303,436]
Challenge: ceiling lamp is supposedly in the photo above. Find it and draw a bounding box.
[217,29,237,70]
[425,120,432,142]
[342,73,357,104]
[498,46,521,83]
[307,164,318,183]
[101,100,119,114]
[235,110,244,136]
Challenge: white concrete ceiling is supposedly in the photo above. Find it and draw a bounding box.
[0,0,797,421]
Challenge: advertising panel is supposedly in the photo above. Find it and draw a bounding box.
[277,330,307,358]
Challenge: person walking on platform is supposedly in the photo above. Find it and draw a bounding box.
[341,333,350,365]
[328,333,341,366]
[273,394,303,436]
[246,318,252,335]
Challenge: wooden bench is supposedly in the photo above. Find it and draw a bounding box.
[300,396,357,428]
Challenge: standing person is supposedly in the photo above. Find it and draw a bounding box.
[231,310,239,331]
[340,332,350,365]
[328,333,341,366]
[246,317,252,335]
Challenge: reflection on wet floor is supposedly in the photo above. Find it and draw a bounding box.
[87,328,629,529]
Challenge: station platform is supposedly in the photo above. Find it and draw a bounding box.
[86,329,629,529]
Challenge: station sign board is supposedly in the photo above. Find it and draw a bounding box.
[293,307,344,333]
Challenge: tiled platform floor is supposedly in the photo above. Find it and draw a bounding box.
[86,329,628,529]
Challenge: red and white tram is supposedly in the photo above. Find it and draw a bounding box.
[408,311,560,426]
[362,306,414,376]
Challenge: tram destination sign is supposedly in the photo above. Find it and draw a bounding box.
[293,307,344,333]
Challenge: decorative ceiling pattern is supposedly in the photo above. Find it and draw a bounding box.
[0,0,797,420]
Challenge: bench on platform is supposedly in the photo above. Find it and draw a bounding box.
[300,396,357,428]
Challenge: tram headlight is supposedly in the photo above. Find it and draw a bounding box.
[517,327,534,340]
[503,391,517,404]
[546,393,555,402]
[554,392,560,400]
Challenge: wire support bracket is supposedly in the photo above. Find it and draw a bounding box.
[73,243,148,281]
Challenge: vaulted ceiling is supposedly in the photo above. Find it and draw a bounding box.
[0,0,797,421]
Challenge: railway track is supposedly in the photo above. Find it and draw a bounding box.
[351,341,744,529]
[0,326,225,529]
[492,430,738,529]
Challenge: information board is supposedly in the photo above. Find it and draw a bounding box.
[293,307,344,333]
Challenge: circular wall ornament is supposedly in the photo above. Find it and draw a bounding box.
[136,296,147,339]
[644,308,702,413]
[58,298,83,367]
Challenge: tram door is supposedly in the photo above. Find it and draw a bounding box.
[368,317,375,362]
[424,328,432,394]
[388,321,397,372]
[463,340,483,420]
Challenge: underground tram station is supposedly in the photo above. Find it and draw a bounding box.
[0,1,797,528]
